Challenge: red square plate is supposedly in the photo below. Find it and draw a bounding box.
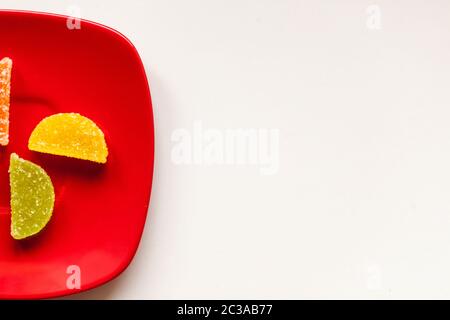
[0,10,154,299]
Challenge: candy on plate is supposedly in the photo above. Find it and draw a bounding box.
[28,113,108,163]
[0,57,12,146]
[9,153,55,240]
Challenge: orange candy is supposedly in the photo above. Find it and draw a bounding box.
[0,57,12,146]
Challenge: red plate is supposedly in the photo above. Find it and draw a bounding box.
[0,10,154,298]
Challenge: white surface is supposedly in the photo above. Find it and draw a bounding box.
[2,0,450,299]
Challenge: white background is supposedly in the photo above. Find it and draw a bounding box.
[2,0,450,299]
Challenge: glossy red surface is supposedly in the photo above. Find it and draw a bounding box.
[0,10,154,299]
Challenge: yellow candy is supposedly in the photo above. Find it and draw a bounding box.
[9,153,55,240]
[28,113,108,163]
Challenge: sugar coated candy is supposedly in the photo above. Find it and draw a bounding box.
[28,113,108,163]
[0,57,12,146]
[9,153,55,240]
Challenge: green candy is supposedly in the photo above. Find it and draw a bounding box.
[9,153,55,240]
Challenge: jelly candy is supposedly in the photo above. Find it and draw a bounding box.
[9,153,55,240]
[28,113,108,163]
[0,57,12,146]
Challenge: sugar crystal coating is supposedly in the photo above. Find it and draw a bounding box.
[0,57,12,146]
[9,153,55,240]
[28,113,108,163]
